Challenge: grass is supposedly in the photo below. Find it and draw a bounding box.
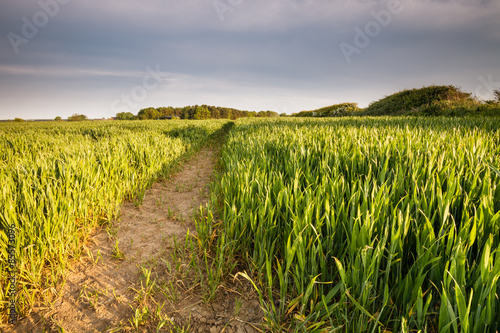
[0,119,230,324]
[198,117,500,332]
[3,115,499,332]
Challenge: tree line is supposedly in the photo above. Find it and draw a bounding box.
[117,105,280,120]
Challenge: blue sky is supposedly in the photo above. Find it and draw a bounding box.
[1,0,499,119]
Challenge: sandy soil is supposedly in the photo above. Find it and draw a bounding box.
[4,147,262,333]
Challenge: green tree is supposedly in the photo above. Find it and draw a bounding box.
[54,116,62,121]
[67,114,87,121]
[211,108,220,119]
[116,112,136,120]
[157,107,176,117]
[265,111,279,117]
[180,106,193,119]
[14,118,24,122]
[220,108,233,119]
[194,106,211,120]
[137,107,161,120]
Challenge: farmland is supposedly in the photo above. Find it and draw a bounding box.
[0,119,230,322]
[199,117,500,332]
[1,116,500,332]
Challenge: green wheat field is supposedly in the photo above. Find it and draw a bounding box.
[1,117,500,332]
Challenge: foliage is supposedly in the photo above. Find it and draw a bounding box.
[0,119,230,323]
[293,103,359,117]
[54,116,62,121]
[258,110,280,118]
[67,114,88,122]
[361,85,474,116]
[116,112,136,120]
[13,118,24,122]
[291,86,500,119]
[135,105,278,120]
[420,99,500,116]
[157,106,177,117]
[194,106,211,120]
[137,107,161,120]
[494,89,500,102]
[199,117,500,332]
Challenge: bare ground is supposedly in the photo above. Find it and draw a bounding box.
[4,146,262,333]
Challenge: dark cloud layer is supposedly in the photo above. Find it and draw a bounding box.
[0,0,499,119]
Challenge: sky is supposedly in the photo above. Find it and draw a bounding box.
[0,0,499,120]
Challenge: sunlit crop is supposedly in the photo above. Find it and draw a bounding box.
[201,117,500,332]
[0,119,229,322]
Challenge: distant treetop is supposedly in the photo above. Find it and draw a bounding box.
[67,114,88,122]
[120,105,279,120]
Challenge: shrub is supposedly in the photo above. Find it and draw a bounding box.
[363,85,472,116]
[494,89,500,102]
[67,114,88,122]
[294,103,359,117]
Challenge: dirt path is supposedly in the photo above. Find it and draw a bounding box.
[6,146,262,333]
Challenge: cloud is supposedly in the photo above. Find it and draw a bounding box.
[0,0,499,119]
[0,64,183,87]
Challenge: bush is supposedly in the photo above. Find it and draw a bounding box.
[138,108,161,120]
[417,99,499,117]
[116,112,136,120]
[363,85,472,116]
[67,114,88,122]
[294,103,359,117]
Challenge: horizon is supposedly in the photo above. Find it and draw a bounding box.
[1,0,499,120]
[0,83,492,121]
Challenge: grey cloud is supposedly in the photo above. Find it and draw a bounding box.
[0,0,499,119]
